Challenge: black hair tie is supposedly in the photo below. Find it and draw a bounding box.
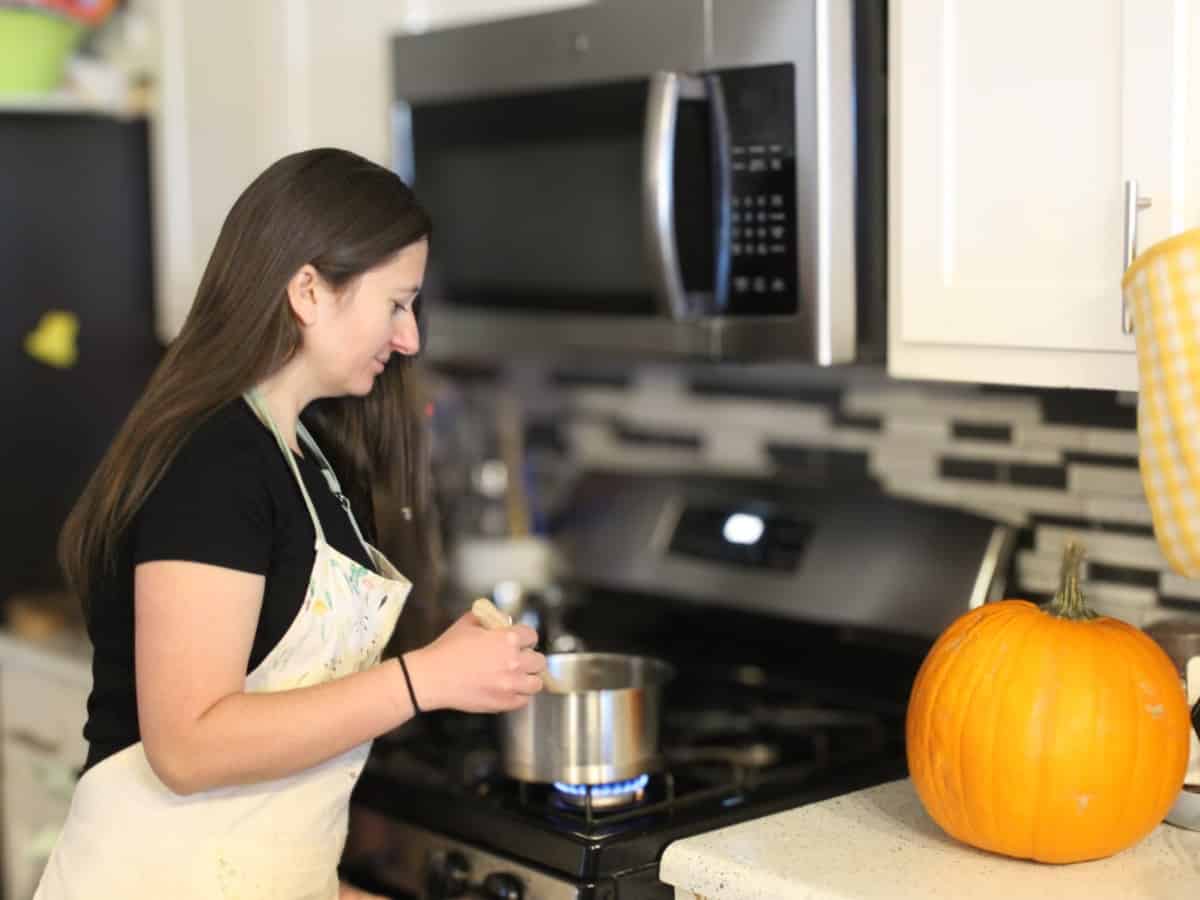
[397,653,423,715]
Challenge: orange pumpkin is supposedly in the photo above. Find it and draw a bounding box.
[906,542,1191,863]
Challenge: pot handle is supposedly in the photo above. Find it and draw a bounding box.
[471,597,568,694]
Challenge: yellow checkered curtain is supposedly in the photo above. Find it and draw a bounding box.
[1124,227,1200,576]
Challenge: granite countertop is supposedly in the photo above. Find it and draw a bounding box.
[659,779,1200,900]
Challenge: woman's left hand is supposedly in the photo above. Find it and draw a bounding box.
[339,880,389,899]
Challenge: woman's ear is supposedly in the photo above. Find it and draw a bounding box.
[286,264,323,326]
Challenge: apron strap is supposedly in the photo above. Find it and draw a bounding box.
[242,390,374,557]
[295,418,373,556]
[242,389,325,546]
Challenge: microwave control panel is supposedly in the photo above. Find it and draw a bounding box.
[718,64,798,316]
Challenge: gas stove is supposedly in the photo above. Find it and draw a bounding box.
[344,642,911,898]
[341,475,1012,899]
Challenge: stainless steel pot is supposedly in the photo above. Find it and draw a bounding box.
[499,651,675,785]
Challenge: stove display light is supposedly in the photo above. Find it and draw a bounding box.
[722,512,764,546]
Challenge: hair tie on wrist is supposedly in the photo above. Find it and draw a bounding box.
[397,653,422,715]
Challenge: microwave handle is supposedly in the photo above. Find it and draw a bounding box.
[706,73,732,315]
[644,72,730,320]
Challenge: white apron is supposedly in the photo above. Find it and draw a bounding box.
[35,392,411,900]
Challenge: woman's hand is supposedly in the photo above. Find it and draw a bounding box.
[403,611,546,713]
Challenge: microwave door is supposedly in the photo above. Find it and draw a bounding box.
[643,71,733,322]
[404,76,724,320]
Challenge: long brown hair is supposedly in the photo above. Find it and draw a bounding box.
[60,148,436,613]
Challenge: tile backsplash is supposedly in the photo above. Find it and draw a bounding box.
[439,361,1200,629]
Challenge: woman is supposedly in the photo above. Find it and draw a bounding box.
[36,148,546,900]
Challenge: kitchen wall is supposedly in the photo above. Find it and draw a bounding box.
[440,359,1200,630]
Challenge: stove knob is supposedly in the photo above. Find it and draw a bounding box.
[481,872,524,900]
[425,850,471,899]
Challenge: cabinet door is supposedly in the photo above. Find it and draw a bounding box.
[2,738,77,900]
[0,661,89,900]
[150,0,512,342]
[147,0,287,342]
[889,0,1196,390]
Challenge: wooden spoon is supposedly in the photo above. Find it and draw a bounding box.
[471,597,567,693]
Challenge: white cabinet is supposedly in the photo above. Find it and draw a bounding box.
[145,0,276,343]
[144,0,590,343]
[145,0,420,342]
[889,0,1200,391]
[404,0,589,30]
[3,741,77,900]
[0,638,90,900]
[143,0,593,342]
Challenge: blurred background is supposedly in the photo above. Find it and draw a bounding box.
[7,0,1194,640]
[3,2,1200,896]
[0,0,582,636]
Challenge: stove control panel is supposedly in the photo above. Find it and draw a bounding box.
[481,872,526,900]
[346,807,585,900]
[667,501,813,572]
[425,849,471,897]
[426,849,527,899]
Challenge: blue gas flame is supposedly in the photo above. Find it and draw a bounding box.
[553,773,650,798]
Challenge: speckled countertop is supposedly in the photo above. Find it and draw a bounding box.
[659,779,1200,900]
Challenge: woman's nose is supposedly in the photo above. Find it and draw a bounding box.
[391,313,420,356]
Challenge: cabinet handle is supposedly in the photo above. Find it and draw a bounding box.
[4,728,61,755]
[1122,178,1153,334]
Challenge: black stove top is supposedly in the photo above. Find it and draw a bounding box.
[353,707,905,885]
[348,597,925,894]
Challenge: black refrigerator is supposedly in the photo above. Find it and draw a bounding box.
[0,112,162,604]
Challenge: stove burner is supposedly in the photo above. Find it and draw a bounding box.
[552,774,650,810]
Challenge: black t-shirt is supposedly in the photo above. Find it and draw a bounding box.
[82,399,376,773]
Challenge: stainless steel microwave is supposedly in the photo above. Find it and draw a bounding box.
[390,0,886,364]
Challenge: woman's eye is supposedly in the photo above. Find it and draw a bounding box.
[392,292,419,315]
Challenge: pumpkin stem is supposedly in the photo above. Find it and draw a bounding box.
[1048,541,1098,620]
